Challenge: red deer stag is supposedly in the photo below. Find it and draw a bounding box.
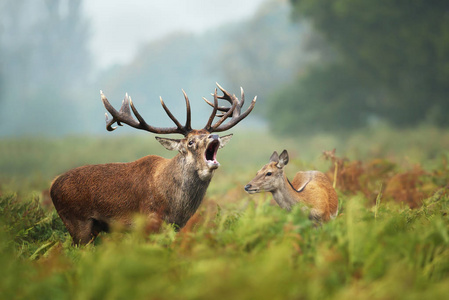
[244,150,338,222]
[50,84,256,244]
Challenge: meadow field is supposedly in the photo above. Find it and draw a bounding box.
[1,126,449,300]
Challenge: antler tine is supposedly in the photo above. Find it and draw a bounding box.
[203,84,239,131]
[101,90,190,136]
[102,91,140,131]
[206,84,257,133]
[182,89,192,132]
[203,95,229,112]
[128,95,148,127]
[209,96,238,130]
[228,87,247,118]
[202,84,247,115]
[212,94,256,132]
[240,87,245,107]
[215,82,233,103]
[159,96,184,130]
[205,88,219,130]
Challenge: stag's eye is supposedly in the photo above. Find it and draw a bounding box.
[188,140,194,146]
[266,172,272,176]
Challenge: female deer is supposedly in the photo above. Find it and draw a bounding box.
[244,150,338,222]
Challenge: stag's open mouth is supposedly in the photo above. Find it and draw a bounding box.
[205,139,220,169]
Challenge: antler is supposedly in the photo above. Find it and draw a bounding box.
[203,83,257,133]
[101,84,256,136]
[101,90,192,136]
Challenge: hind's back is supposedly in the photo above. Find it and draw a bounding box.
[291,171,338,221]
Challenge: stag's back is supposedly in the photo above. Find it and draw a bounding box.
[50,156,167,226]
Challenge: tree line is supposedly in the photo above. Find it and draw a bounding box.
[267,0,449,135]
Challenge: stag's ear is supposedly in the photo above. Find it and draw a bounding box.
[277,150,289,168]
[269,151,279,163]
[156,137,184,152]
[219,134,233,149]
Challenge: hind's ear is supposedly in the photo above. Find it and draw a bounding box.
[269,151,279,163]
[277,150,289,168]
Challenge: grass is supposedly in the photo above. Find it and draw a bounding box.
[1,126,449,299]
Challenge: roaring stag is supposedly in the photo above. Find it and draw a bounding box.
[244,150,338,222]
[51,84,256,244]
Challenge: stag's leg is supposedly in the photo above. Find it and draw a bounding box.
[62,218,97,245]
[90,218,110,237]
[55,214,79,244]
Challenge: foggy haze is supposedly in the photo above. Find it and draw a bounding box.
[83,0,267,71]
[1,0,306,136]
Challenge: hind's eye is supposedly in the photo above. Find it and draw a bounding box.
[266,172,272,176]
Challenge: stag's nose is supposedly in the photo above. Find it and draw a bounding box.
[244,184,252,192]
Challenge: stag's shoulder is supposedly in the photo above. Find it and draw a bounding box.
[134,155,168,166]
[131,154,173,173]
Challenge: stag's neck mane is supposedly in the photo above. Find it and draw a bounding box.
[159,154,213,228]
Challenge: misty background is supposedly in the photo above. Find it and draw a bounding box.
[0,0,448,137]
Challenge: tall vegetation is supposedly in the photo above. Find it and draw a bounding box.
[267,0,449,135]
[1,132,449,299]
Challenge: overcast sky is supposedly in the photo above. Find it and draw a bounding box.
[82,0,267,70]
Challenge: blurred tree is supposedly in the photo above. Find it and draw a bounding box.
[269,0,449,134]
[267,63,375,135]
[217,0,311,108]
[0,0,91,135]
